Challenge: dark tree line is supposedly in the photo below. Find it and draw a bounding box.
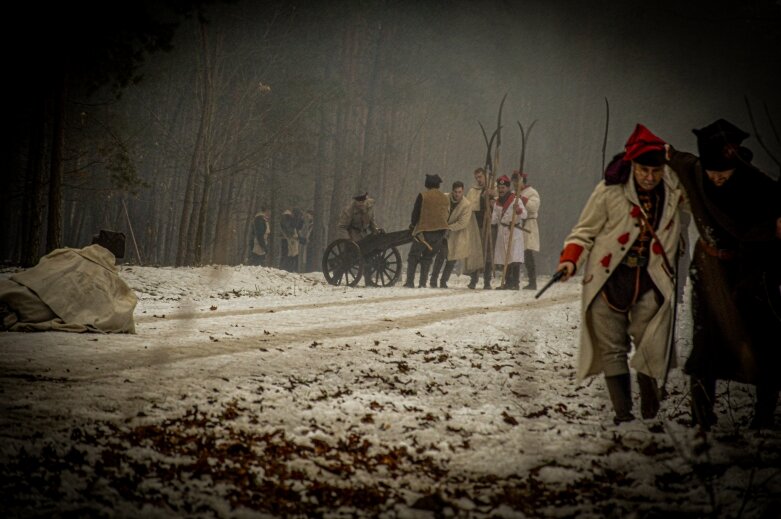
[2,0,779,271]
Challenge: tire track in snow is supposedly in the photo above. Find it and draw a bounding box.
[17,290,580,379]
[134,289,471,323]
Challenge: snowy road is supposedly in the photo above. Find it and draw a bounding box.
[1,266,779,518]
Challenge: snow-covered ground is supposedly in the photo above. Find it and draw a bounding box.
[1,264,779,518]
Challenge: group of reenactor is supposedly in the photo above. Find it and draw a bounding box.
[249,207,314,272]
[400,168,542,290]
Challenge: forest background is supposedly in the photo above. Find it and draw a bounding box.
[1,0,779,272]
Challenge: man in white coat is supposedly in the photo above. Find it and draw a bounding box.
[555,124,685,425]
[492,175,527,290]
[513,171,542,290]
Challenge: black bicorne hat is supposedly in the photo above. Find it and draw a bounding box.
[693,119,752,171]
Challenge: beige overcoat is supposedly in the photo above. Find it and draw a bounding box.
[445,195,483,272]
[519,185,541,252]
[563,171,684,381]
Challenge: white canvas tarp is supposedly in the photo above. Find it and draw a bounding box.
[0,245,137,333]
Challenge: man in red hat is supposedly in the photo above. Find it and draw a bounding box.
[492,175,527,289]
[555,124,686,425]
[667,119,781,430]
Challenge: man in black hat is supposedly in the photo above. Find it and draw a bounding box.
[404,174,449,288]
[336,191,382,286]
[667,118,781,430]
[337,191,380,242]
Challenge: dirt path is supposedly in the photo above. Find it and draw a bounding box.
[0,288,580,380]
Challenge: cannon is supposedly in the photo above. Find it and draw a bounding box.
[322,229,413,287]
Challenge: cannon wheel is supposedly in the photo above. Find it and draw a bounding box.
[364,246,402,287]
[322,239,363,286]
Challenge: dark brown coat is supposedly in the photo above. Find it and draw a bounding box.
[668,149,781,385]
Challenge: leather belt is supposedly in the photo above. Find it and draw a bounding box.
[698,237,736,261]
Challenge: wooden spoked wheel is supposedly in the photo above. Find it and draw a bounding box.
[364,246,402,287]
[322,239,363,287]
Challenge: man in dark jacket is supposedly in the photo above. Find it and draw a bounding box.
[250,208,271,266]
[667,119,781,430]
[404,174,449,288]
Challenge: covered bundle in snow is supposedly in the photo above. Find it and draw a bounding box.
[0,244,137,333]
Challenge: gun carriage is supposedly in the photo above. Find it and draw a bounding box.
[322,229,412,287]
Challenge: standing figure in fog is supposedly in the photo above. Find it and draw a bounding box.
[492,175,527,290]
[249,207,271,266]
[556,124,685,425]
[465,167,496,289]
[513,171,542,290]
[279,208,299,272]
[429,181,483,288]
[404,174,449,288]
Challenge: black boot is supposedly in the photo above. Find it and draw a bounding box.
[637,372,660,419]
[429,252,445,288]
[440,261,455,288]
[419,260,431,288]
[483,264,492,289]
[404,257,418,288]
[750,385,778,430]
[690,375,717,431]
[605,374,635,425]
[523,250,537,290]
[468,271,479,289]
[510,263,521,290]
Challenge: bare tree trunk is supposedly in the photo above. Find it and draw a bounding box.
[46,72,67,253]
[192,164,212,265]
[176,21,212,266]
[21,98,48,267]
[311,104,329,272]
[356,19,385,192]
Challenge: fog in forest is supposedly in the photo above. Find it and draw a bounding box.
[2,0,779,273]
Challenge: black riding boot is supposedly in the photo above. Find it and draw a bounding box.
[510,262,521,290]
[637,372,660,419]
[404,257,419,288]
[690,375,717,430]
[440,261,455,288]
[483,262,492,289]
[523,250,537,290]
[605,374,635,425]
[468,271,479,289]
[419,260,432,288]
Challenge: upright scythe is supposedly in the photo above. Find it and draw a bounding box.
[483,93,508,281]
